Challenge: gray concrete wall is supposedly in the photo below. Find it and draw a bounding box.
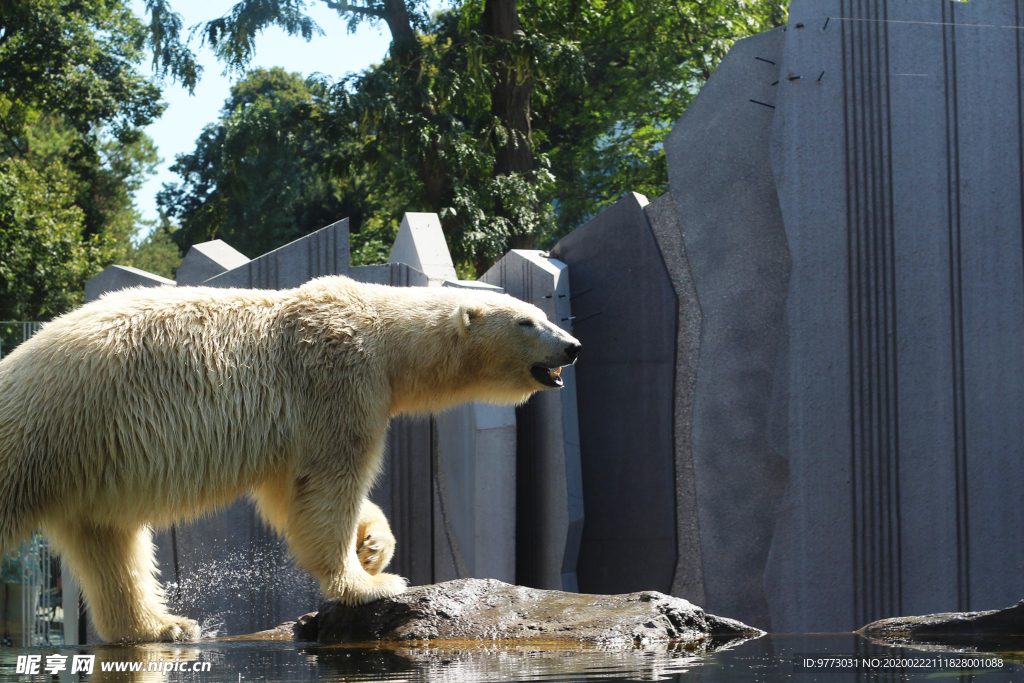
[388,212,458,283]
[433,403,517,583]
[176,239,250,285]
[642,194,705,607]
[546,2,1024,633]
[204,219,350,289]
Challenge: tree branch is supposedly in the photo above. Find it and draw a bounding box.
[322,0,385,19]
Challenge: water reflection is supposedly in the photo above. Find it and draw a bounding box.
[309,641,725,682]
[2,633,1024,682]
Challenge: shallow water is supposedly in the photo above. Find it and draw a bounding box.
[2,633,1023,682]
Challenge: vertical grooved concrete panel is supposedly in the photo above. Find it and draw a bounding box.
[767,0,1024,632]
[204,219,351,289]
[376,417,434,586]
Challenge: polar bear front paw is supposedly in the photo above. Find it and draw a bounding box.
[366,572,408,602]
[154,616,201,642]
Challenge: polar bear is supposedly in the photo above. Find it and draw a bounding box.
[0,276,579,642]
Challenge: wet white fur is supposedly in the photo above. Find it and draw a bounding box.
[0,275,578,642]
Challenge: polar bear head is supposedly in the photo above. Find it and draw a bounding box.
[449,292,581,405]
[297,277,581,413]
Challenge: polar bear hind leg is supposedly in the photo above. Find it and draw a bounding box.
[45,521,200,642]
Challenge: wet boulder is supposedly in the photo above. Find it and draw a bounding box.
[859,600,1024,648]
[294,578,762,647]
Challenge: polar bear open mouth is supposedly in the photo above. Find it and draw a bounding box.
[530,363,564,388]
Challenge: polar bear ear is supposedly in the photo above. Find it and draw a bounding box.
[453,304,483,337]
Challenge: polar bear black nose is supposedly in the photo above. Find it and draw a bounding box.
[565,342,581,363]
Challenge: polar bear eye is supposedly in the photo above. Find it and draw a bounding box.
[518,319,535,328]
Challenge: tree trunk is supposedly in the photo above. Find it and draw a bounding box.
[483,0,536,251]
[375,0,457,238]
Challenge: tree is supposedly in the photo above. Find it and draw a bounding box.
[0,0,187,318]
[157,0,786,272]
[158,67,397,260]
[0,159,90,321]
[529,0,787,232]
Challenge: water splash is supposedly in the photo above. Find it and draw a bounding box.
[162,539,319,637]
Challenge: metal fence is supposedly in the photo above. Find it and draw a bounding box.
[0,321,42,360]
[15,537,63,647]
[1,322,63,646]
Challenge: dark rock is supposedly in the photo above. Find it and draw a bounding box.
[293,611,319,641]
[297,578,763,647]
[859,600,1024,648]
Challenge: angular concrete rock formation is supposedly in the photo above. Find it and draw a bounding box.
[663,26,790,630]
[551,193,684,601]
[481,250,584,592]
[388,212,458,283]
[765,0,1024,632]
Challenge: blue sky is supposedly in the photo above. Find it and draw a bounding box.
[130,0,443,235]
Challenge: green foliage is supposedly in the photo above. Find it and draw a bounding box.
[0,0,168,319]
[25,117,160,255]
[0,0,163,146]
[198,0,325,72]
[0,159,91,320]
[159,67,383,258]
[160,0,787,272]
[142,0,203,91]
[527,0,787,231]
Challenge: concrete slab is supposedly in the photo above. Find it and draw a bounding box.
[388,213,458,283]
[176,239,250,286]
[433,404,517,583]
[665,27,790,630]
[766,0,1024,631]
[480,249,584,591]
[550,193,678,597]
[84,265,174,302]
[204,219,351,289]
